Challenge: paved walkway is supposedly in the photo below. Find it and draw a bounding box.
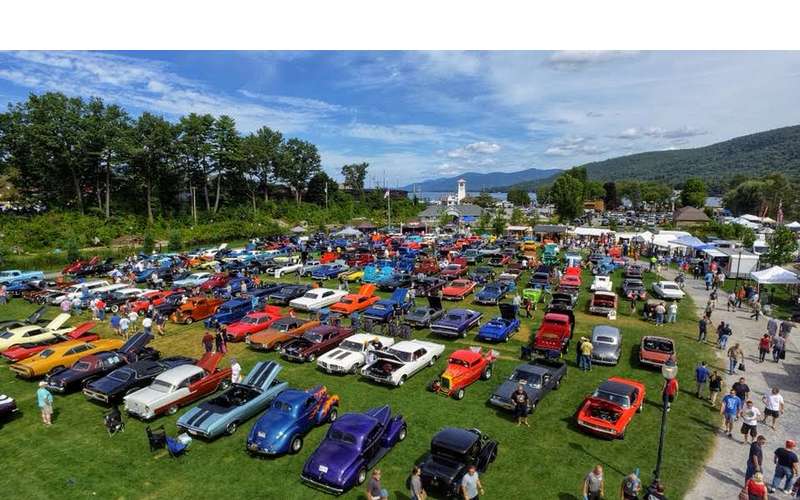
[657,268,799,499]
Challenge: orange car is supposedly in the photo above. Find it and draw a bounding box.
[330,284,380,315]
[170,296,223,324]
[10,338,124,379]
[245,317,321,351]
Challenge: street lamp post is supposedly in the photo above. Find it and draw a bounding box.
[653,358,678,488]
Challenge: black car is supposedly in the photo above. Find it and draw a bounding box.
[154,291,190,316]
[418,427,498,497]
[74,258,115,277]
[0,394,17,421]
[488,359,566,412]
[0,305,47,332]
[548,290,578,312]
[468,266,495,284]
[377,272,413,292]
[414,276,446,297]
[82,355,195,404]
[268,284,310,304]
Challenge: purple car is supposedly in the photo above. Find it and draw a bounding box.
[430,308,483,338]
[300,405,407,495]
[0,394,17,420]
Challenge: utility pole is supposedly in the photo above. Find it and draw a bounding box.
[191,186,197,224]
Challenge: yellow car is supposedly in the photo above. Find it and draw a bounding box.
[10,338,123,379]
[195,260,220,270]
[342,269,364,282]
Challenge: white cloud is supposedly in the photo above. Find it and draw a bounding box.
[343,123,441,144]
[544,135,608,157]
[611,126,708,140]
[544,51,639,71]
[447,141,501,158]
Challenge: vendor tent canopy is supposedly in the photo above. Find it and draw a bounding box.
[750,266,800,285]
[573,227,613,237]
[732,217,761,229]
[670,235,713,250]
[786,221,800,231]
[333,227,363,237]
[741,214,776,224]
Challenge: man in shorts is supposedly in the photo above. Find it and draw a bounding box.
[761,387,784,430]
[720,389,742,437]
[740,400,761,444]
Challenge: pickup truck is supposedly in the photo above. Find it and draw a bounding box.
[589,291,618,316]
[531,310,575,357]
[0,270,45,285]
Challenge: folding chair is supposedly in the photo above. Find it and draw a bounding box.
[146,425,166,451]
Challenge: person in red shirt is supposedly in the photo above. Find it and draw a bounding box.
[745,472,768,499]
[758,334,771,363]
[663,377,679,412]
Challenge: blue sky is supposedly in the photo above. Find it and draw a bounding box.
[1,51,799,186]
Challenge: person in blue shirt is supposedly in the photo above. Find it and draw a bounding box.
[36,381,53,426]
[720,388,742,437]
[695,361,710,398]
[704,271,714,291]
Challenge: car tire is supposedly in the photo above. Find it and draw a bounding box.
[167,405,178,415]
[185,317,193,325]
[219,380,231,391]
[554,377,562,390]
[398,375,407,386]
[455,388,465,400]
[289,435,304,454]
[637,401,644,413]
[398,426,407,441]
[530,401,537,412]
[226,421,238,435]
[328,408,338,422]
[428,356,438,367]
[481,367,492,380]
[356,467,368,485]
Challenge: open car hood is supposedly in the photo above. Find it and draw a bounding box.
[196,352,224,373]
[242,360,282,390]
[498,303,516,320]
[118,331,153,357]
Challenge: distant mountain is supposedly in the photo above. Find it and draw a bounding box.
[497,124,800,191]
[402,168,562,192]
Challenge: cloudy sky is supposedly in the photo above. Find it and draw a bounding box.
[1,51,799,186]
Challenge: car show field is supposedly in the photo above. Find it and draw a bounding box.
[0,256,717,499]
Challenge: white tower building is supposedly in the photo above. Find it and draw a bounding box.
[456,178,466,203]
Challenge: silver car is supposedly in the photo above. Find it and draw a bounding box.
[590,325,622,365]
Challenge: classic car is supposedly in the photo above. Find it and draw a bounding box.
[576,377,645,439]
[0,394,17,420]
[299,260,325,277]
[247,385,340,456]
[1,323,98,362]
[473,282,508,305]
[430,308,482,338]
[462,249,483,264]
[376,272,413,292]
[10,338,124,379]
[317,333,395,375]
[361,339,445,386]
[468,266,495,284]
[49,280,110,305]
[638,336,676,368]
[44,332,158,393]
[558,274,582,290]
[440,263,467,280]
[413,257,440,275]
[418,427,498,498]
[527,269,552,291]
[170,296,224,324]
[177,361,288,439]
[404,296,445,328]
[123,352,232,420]
[652,281,685,300]
[172,272,212,289]
[341,269,365,282]
[270,260,303,278]
[0,313,76,352]
[621,278,647,300]
[195,273,230,292]
[522,287,544,304]
[479,246,502,256]
[101,287,151,312]
[590,275,613,292]
[204,298,262,328]
[589,291,618,316]
[83,356,195,404]
[548,290,578,312]
[531,311,575,357]
[151,291,190,317]
[289,288,348,312]
[363,265,395,284]
[363,288,414,322]
[330,284,380,315]
[0,305,47,332]
[413,276,446,297]
[476,304,520,342]
[591,325,622,365]
[441,279,476,301]
[488,359,566,412]
[280,325,353,363]
[345,253,374,268]
[224,307,284,342]
[267,284,310,305]
[488,254,510,267]
[429,347,497,400]
[300,405,406,494]
[62,256,99,275]
[246,317,320,351]
[0,269,45,285]
[624,264,645,279]
[310,263,350,281]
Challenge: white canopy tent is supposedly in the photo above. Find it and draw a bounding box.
[787,221,800,231]
[741,214,776,224]
[332,227,363,238]
[750,266,800,285]
[573,227,612,237]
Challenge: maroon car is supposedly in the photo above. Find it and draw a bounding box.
[440,263,467,280]
[279,325,352,363]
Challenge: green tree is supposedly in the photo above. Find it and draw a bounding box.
[470,192,496,208]
[276,138,321,204]
[550,173,584,222]
[763,226,798,265]
[177,113,215,211]
[741,227,756,249]
[641,182,672,209]
[306,172,338,206]
[438,210,452,228]
[83,99,131,219]
[603,182,619,210]
[583,180,605,201]
[477,210,492,233]
[491,211,507,236]
[506,188,531,206]
[128,113,177,223]
[510,207,525,225]
[680,178,707,208]
[536,186,550,205]
[341,163,369,198]
[210,115,241,214]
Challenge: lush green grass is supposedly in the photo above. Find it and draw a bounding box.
[719,277,797,320]
[0,264,717,499]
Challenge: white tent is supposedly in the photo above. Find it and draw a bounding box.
[333,227,363,238]
[290,225,306,233]
[732,217,761,229]
[742,214,776,224]
[750,266,800,285]
[573,227,612,237]
[787,221,800,231]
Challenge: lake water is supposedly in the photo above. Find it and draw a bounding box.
[407,191,537,203]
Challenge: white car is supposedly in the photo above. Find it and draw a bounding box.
[0,313,72,351]
[172,272,212,288]
[590,275,613,292]
[652,281,686,300]
[361,339,445,386]
[316,333,395,374]
[289,288,348,312]
[272,259,303,278]
[50,280,110,305]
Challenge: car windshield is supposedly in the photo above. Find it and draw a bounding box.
[446,313,463,321]
[302,292,319,299]
[662,283,678,290]
[445,265,459,271]
[109,368,133,382]
[371,303,387,310]
[594,390,631,408]
[72,361,92,371]
[328,428,357,445]
[0,331,13,339]
[241,316,259,324]
[339,340,363,352]
[386,348,412,362]
[510,370,542,388]
[595,336,616,344]
[341,298,354,304]
[39,349,54,358]
[483,286,500,293]
[643,339,674,353]
[448,357,470,367]
[219,307,235,314]
[304,332,325,343]
[150,379,173,393]
[452,282,467,289]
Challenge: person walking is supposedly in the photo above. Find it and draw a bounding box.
[142,315,153,336]
[750,301,762,321]
[663,373,679,412]
[119,316,130,340]
[215,328,227,354]
[704,300,714,320]
[746,435,767,482]
[366,469,388,500]
[202,331,214,353]
[698,315,711,342]
[654,302,666,326]
[761,387,784,430]
[155,313,167,336]
[740,400,761,444]
[709,370,723,407]
[512,293,522,316]
[704,270,714,291]
[727,344,743,375]
[620,470,641,500]
[745,472,769,500]
[582,464,604,500]
[757,334,771,363]
[772,334,786,363]
[512,384,530,427]
[110,312,121,336]
[768,318,779,338]
[36,381,53,426]
[733,377,751,402]
[695,361,710,398]
[736,286,746,308]
[408,466,426,500]
[770,441,799,494]
[461,464,484,500]
[721,389,743,437]
[230,358,242,384]
[727,292,738,312]
[666,301,677,323]
[580,338,593,372]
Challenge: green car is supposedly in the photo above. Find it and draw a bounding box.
[522,288,543,303]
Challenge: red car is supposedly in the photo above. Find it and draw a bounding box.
[224,306,284,342]
[559,274,582,289]
[279,325,353,363]
[488,254,510,267]
[346,253,374,268]
[198,273,229,292]
[441,279,477,300]
[440,263,467,280]
[638,336,676,368]
[429,347,497,400]
[62,256,99,275]
[531,311,575,356]
[129,290,178,314]
[576,377,645,439]
[319,251,338,264]
[414,258,440,275]
[0,322,98,363]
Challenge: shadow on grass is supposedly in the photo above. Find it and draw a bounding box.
[567,441,626,476]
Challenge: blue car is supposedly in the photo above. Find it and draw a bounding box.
[0,270,45,285]
[430,308,483,338]
[311,263,349,281]
[177,361,287,439]
[246,385,340,456]
[476,304,521,342]
[473,282,509,305]
[204,298,261,328]
[362,288,414,322]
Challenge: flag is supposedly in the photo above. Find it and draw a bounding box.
[384,189,390,199]
[777,200,784,225]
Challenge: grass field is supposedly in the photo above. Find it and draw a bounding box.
[0,264,718,499]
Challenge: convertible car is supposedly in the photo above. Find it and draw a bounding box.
[224,307,283,342]
[429,347,497,400]
[83,356,196,404]
[10,337,124,379]
[247,385,340,456]
[280,325,353,363]
[361,339,445,386]
[317,333,395,375]
[0,305,47,332]
[177,361,288,439]
[418,428,498,498]
[300,405,407,494]
[246,317,321,351]
[330,284,380,315]
[0,322,97,362]
[124,352,232,420]
[576,377,645,439]
[441,279,476,301]
[476,304,520,342]
[430,309,482,338]
[638,336,676,368]
[488,359,566,413]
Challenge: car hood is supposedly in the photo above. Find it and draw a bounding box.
[303,441,360,485]
[283,339,313,354]
[126,386,167,406]
[86,374,127,394]
[319,348,360,365]
[248,410,295,446]
[420,455,464,486]
[492,380,542,402]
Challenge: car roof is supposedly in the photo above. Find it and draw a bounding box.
[431,427,479,454]
[642,335,672,343]
[157,364,204,384]
[276,388,313,405]
[592,325,620,336]
[598,379,636,396]
[332,412,378,436]
[450,349,482,363]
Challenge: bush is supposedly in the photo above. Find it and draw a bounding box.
[142,232,154,254]
[65,239,81,262]
[167,230,183,252]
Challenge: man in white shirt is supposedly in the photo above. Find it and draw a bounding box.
[740,399,762,444]
[142,316,153,335]
[230,358,242,384]
[762,387,785,430]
